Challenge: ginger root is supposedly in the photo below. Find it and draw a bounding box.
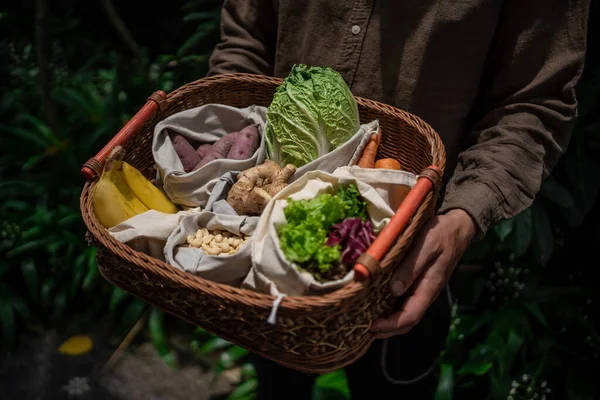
[226,159,296,215]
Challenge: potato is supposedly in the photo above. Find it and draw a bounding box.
[170,130,200,172]
[196,144,213,160]
[227,124,260,160]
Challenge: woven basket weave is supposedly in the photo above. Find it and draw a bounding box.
[79,73,446,374]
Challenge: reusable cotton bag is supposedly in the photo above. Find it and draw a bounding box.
[108,208,201,261]
[244,168,417,297]
[152,104,268,208]
[164,211,259,287]
[289,120,379,182]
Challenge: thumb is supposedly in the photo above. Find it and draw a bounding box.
[389,222,441,297]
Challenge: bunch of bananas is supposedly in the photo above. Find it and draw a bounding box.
[92,148,179,228]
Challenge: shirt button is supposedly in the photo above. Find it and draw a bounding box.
[351,25,361,35]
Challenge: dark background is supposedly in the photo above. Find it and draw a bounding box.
[1,1,599,399]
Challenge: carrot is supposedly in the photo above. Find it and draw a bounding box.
[375,158,401,170]
[357,132,380,168]
[354,173,437,281]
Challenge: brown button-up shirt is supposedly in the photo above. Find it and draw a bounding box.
[207,0,590,236]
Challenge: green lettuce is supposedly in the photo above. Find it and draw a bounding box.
[266,64,360,167]
[278,184,370,278]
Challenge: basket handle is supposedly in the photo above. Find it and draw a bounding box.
[80,90,167,180]
[353,165,443,282]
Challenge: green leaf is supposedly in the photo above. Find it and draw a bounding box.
[20,259,38,300]
[509,207,532,257]
[457,361,493,376]
[2,126,49,148]
[226,378,258,400]
[531,202,554,265]
[540,177,575,208]
[182,11,218,22]
[53,288,68,319]
[6,239,45,257]
[12,295,31,320]
[149,308,177,368]
[0,303,15,345]
[198,336,232,354]
[82,248,98,290]
[1,200,29,211]
[314,370,349,400]
[500,329,523,378]
[41,278,56,304]
[490,372,507,400]
[118,299,147,334]
[524,303,549,327]
[177,31,210,57]
[221,345,249,366]
[493,218,514,242]
[434,364,454,400]
[109,288,128,314]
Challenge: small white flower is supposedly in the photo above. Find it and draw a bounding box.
[498,268,505,275]
[522,374,529,382]
[510,388,517,395]
[509,254,515,262]
[541,381,547,388]
[514,292,519,298]
[504,278,510,284]
[455,318,461,325]
[508,396,514,400]
[62,377,91,397]
[527,386,533,393]
[512,381,520,388]
[458,334,465,340]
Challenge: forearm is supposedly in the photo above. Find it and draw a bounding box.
[207,0,277,76]
[438,0,590,237]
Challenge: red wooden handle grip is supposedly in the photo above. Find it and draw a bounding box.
[81,90,167,180]
[354,166,442,281]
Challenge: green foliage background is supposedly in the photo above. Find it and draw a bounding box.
[1,1,599,399]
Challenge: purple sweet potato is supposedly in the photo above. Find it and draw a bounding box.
[170,131,200,172]
[227,124,260,160]
[211,132,239,157]
[196,144,213,160]
[194,152,224,170]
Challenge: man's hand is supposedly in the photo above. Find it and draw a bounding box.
[370,209,477,339]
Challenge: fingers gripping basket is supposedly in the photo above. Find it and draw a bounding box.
[79,74,446,374]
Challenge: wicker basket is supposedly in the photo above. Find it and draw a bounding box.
[79,73,446,374]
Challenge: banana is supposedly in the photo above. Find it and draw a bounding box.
[92,147,180,229]
[119,161,179,214]
[92,168,149,228]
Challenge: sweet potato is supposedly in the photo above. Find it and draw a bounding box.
[170,130,200,172]
[196,144,213,160]
[227,124,260,160]
[194,152,224,170]
[211,132,238,157]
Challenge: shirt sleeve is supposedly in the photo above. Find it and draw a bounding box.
[207,0,277,76]
[438,0,590,238]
